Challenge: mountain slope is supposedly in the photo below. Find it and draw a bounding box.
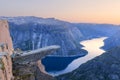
[0,16,86,57]
[57,47,120,80]
[0,16,120,57]
[102,31,120,50]
[74,23,120,39]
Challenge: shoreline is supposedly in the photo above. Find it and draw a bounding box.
[48,37,107,76]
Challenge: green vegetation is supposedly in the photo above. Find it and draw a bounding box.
[16,74,33,80]
[0,59,5,70]
[13,69,34,80]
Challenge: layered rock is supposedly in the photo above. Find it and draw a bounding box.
[0,20,14,80]
[57,47,120,80]
[12,45,60,80]
[0,20,57,80]
[13,61,56,80]
[0,52,13,80]
[12,45,60,63]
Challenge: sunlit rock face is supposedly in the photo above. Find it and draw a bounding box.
[0,53,13,80]
[0,20,13,80]
[0,20,57,80]
[0,20,13,55]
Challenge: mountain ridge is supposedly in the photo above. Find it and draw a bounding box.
[0,16,120,57]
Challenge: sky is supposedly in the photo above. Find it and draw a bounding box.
[0,0,120,24]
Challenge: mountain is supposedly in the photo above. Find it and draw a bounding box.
[0,16,120,57]
[102,31,120,50]
[1,17,120,80]
[0,20,57,80]
[74,23,120,39]
[0,16,87,57]
[57,46,120,80]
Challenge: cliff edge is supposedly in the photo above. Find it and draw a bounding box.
[0,20,57,80]
[0,20,14,80]
[0,20,13,55]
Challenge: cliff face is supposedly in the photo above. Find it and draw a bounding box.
[0,20,14,80]
[13,61,56,80]
[0,16,87,57]
[0,52,13,80]
[0,20,13,55]
[9,22,85,57]
[12,45,60,80]
[0,20,56,80]
[1,16,120,57]
[1,17,120,57]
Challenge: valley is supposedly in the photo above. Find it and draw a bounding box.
[47,37,107,76]
[0,16,120,80]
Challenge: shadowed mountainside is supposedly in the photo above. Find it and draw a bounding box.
[57,46,120,80]
[0,20,57,80]
[1,16,120,57]
[102,31,120,50]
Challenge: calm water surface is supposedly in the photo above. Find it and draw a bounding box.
[49,37,107,76]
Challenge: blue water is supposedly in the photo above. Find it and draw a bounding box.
[42,37,107,76]
[42,55,85,72]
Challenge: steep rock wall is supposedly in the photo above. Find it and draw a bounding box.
[0,20,56,80]
[0,52,13,80]
[0,20,14,54]
[0,20,14,80]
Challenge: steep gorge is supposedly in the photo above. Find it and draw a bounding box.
[0,20,57,80]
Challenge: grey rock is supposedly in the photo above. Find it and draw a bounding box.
[12,45,60,63]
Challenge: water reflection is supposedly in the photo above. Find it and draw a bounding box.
[49,37,107,76]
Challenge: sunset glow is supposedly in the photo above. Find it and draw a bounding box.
[0,0,120,24]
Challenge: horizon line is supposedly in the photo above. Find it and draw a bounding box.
[0,15,119,25]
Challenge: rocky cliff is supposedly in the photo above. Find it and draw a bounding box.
[0,20,13,54]
[8,22,85,57]
[0,16,87,57]
[0,20,58,80]
[12,45,60,80]
[1,16,120,57]
[57,47,120,80]
[0,20,14,80]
